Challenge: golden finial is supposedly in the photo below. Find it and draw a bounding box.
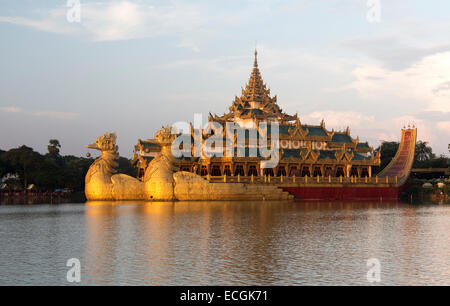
[254,49,258,67]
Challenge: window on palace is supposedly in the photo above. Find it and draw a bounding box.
[234,165,245,176]
[181,166,191,172]
[325,167,333,177]
[224,165,232,176]
[277,166,286,177]
[301,167,311,177]
[350,167,359,177]
[289,167,300,177]
[200,166,208,176]
[313,167,322,177]
[336,167,345,177]
[263,168,274,177]
[211,165,222,176]
[248,165,258,176]
[361,168,369,177]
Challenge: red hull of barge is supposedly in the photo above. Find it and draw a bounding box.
[281,186,400,200]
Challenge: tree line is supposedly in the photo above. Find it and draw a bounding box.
[0,140,136,192]
[373,140,449,174]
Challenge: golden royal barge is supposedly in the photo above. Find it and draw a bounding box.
[85,51,416,201]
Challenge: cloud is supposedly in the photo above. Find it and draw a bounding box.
[0,106,21,113]
[0,1,207,48]
[300,110,449,155]
[432,81,450,96]
[176,39,200,53]
[79,1,207,42]
[34,111,78,119]
[342,36,450,71]
[349,51,450,112]
[303,111,376,130]
[0,11,77,35]
[302,110,400,144]
[1,105,78,119]
[164,45,354,85]
[436,121,450,132]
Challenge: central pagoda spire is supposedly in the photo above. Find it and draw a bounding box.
[211,50,298,123]
[244,49,269,105]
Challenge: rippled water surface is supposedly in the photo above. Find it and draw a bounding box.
[0,201,449,285]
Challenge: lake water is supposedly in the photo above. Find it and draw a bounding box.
[0,201,449,285]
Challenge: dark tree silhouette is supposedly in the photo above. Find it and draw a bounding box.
[414,140,435,163]
[373,141,399,174]
[0,144,134,192]
[1,146,41,188]
[373,140,447,173]
[48,139,61,157]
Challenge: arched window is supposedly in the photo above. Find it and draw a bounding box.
[248,165,258,176]
[360,167,369,177]
[289,167,299,177]
[263,168,274,176]
[325,167,333,177]
[200,165,208,176]
[313,167,322,177]
[234,165,245,176]
[224,165,232,176]
[277,166,286,176]
[211,165,222,176]
[350,167,359,177]
[335,167,345,177]
[301,167,310,177]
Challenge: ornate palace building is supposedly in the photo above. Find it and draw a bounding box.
[132,51,380,179]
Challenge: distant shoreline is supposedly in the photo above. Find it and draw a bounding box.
[0,192,86,205]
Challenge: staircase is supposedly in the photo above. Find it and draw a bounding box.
[378,128,417,186]
[209,183,295,201]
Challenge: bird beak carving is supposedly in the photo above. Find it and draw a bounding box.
[86,143,98,150]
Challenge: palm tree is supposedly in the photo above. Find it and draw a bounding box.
[415,141,434,162]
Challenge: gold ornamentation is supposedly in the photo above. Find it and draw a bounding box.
[85,132,145,201]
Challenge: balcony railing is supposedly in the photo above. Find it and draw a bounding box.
[206,174,399,185]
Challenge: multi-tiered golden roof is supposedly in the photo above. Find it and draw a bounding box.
[133,51,380,179]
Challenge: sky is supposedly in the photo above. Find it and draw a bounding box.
[0,0,449,158]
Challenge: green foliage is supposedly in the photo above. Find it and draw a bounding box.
[373,140,449,174]
[413,140,435,166]
[414,155,449,168]
[1,145,42,188]
[48,139,61,157]
[372,141,399,174]
[117,156,137,177]
[0,141,136,192]
[0,149,10,178]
